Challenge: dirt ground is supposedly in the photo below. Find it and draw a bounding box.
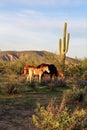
[0,91,62,130]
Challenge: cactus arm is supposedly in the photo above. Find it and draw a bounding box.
[58,39,62,55]
[65,33,70,53]
[62,37,66,54]
[63,22,67,38]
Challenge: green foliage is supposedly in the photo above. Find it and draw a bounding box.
[26,81,38,92]
[76,79,87,90]
[80,58,87,80]
[0,60,22,75]
[63,88,86,105]
[32,98,86,130]
[65,58,87,79]
[47,79,67,91]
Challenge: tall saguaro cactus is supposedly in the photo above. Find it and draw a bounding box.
[58,22,70,72]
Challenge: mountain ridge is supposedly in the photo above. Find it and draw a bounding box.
[0,50,76,65]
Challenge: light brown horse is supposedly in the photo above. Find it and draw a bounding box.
[26,65,50,82]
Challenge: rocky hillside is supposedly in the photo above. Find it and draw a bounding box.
[0,50,76,65]
[0,50,55,62]
[0,51,19,61]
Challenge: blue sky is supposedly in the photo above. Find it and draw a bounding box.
[0,0,87,59]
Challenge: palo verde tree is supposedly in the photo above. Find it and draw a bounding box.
[58,22,70,72]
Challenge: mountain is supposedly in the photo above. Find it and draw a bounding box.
[0,51,19,61]
[0,50,77,65]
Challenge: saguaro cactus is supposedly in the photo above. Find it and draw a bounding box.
[58,22,70,72]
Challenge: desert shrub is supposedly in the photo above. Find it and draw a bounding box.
[0,81,24,95]
[6,82,19,94]
[0,61,11,74]
[0,59,24,76]
[54,79,66,87]
[47,81,55,91]
[32,98,86,130]
[3,60,23,75]
[65,58,87,80]
[0,73,25,95]
[26,81,37,92]
[76,79,87,90]
[63,88,86,105]
[80,58,87,80]
[65,64,82,79]
[47,79,67,91]
[41,79,67,91]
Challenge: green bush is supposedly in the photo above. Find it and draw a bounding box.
[65,58,87,80]
[47,79,67,91]
[32,98,86,130]
[63,88,87,105]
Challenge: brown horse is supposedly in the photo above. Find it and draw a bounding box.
[37,63,65,80]
[37,63,58,80]
[58,70,65,78]
[26,65,50,82]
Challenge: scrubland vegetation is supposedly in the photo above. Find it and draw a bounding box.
[0,51,87,130]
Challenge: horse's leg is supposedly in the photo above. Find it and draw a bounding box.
[50,74,52,80]
[26,69,29,81]
[41,73,44,80]
[26,74,29,81]
[29,70,33,83]
[38,74,42,83]
[26,70,32,82]
[38,75,41,83]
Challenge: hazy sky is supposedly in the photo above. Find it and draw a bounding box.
[0,0,87,58]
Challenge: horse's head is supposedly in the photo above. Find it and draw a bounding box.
[41,66,50,73]
[58,70,65,78]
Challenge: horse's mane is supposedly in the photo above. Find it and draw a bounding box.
[37,63,55,68]
[37,63,48,68]
[24,65,34,69]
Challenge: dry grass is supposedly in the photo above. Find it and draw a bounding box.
[0,74,87,129]
[0,83,63,130]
